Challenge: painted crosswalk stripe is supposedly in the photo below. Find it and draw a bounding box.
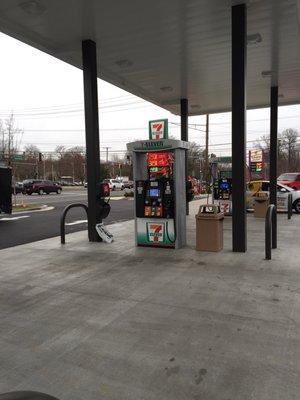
[0,215,30,221]
[65,219,88,226]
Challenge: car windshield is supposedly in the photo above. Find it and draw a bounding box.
[278,183,293,191]
[278,174,296,181]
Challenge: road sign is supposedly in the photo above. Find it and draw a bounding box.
[250,149,263,162]
[216,156,232,163]
[13,154,24,161]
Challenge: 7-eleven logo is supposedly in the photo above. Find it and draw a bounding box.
[150,121,164,140]
[147,223,164,242]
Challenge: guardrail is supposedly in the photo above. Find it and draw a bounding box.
[287,193,293,220]
[265,204,277,260]
[0,391,60,399]
[60,203,88,244]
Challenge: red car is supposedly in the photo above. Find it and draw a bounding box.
[23,179,62,195]
[278,173,300,190]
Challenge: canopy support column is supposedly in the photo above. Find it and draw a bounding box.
[270,86,278,248]
[231,3,247,252]
[180,98,189,215]
[82,39,101,242]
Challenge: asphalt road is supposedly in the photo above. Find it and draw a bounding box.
[0,188,134,249]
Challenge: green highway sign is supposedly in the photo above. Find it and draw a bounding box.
[13,154,24,161]
[216,156,232,163]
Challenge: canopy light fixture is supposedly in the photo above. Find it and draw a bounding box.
[19,0,46,16]
[261,70,272,78]
[278,94,284,98]
[160,86,173,92]
[191,104,200,109]
[115,59,133,68]
[247,33,262,45]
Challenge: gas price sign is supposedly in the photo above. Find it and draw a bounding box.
[147,152,173,167]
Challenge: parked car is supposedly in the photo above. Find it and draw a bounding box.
[11,182,24,194]
[103,179,124,191]
[246,180,300,213]
[23,179,62,195]
[123,180,134,189]
[277,173,300,190]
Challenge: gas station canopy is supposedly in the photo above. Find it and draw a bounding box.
[0,0,299,115]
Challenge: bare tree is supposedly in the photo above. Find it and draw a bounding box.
[187,142,203,178]
[281,128,299,171]
[255,128,300,175]
[24,144,40,158]
[0,113,23,165]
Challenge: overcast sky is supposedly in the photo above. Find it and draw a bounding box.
[0,32,300,160]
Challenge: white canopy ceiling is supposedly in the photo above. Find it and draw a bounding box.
[0,0,299,115]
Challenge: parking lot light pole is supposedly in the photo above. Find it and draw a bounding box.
[82,39,101,242]
[232,3,247,252]
[270,86,278,248]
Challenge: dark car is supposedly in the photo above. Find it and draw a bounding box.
[23,179,62,195]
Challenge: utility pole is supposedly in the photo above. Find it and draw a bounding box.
[1,127,5,161]
[43,158,46,180]
[83,162,86,182]
[72,160,75,182]
[51,159,54,180]
[102,147,111,163]
[8,123,11,167]
[205,114,209,190]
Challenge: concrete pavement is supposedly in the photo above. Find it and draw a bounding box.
[0,200,299,400]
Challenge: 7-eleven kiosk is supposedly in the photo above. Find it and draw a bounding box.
[126,139,189,249]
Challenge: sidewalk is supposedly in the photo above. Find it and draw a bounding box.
[0,200,299,400]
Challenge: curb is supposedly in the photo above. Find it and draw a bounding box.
[13,205,54,214]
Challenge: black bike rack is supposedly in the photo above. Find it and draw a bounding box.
[0,391,60,400]
[265,204,277,260]
[60,203,88,244]
[287,193,293,220]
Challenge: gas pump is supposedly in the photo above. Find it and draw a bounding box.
[127,139,189,249]
[213,177,232,215]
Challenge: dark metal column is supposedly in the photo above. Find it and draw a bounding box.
[180,98,189,215]
[231,4,247,252]
[82,39,101,242]
[270,86,278,248]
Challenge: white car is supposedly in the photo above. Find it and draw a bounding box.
[104,179,124,191]
[246,181,300,213]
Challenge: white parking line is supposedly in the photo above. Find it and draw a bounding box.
[0,215,30,221]
[65,219,88,226]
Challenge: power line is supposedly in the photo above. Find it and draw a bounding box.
[0,94,139,113]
